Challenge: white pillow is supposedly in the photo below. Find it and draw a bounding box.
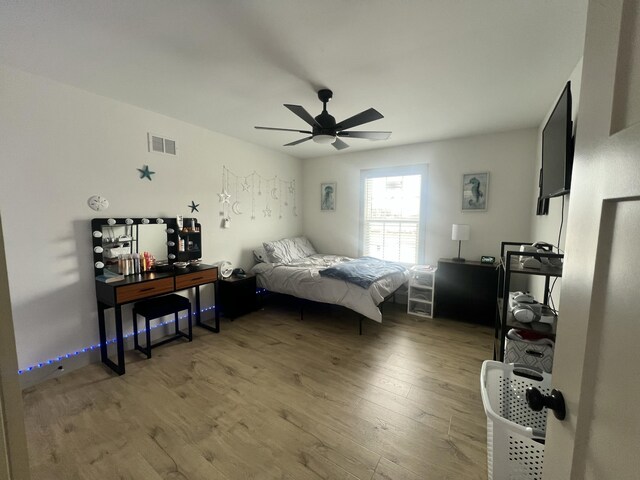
[292,236,317,257]
[263,236,318,264]
[263,238,301,264]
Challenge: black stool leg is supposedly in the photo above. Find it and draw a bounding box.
[187,306,193,341]
[174,311,179,336]
[145,317,152,358]
[133,309,140,351]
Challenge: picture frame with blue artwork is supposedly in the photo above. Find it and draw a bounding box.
[462,172,489,212]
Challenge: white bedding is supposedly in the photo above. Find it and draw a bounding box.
[251,254,409,322]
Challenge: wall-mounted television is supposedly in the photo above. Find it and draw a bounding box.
[541,81,574,198]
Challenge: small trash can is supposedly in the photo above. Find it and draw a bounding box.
[480,360,552,480]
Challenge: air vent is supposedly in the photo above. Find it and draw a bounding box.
[147,133,177,156]
[164,139,176,155]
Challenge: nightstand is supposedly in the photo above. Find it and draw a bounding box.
[219,274,257,319]
[434,258,498,325]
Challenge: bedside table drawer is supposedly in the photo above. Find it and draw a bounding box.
[116,278,174,304]
[175,268,217,290]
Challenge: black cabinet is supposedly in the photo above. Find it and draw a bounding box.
[219,274,257,319]
[434,258,498,325]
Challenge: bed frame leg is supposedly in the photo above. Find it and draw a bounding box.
[359,316,363,335]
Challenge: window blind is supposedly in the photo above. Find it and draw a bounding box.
[362,174,422,263]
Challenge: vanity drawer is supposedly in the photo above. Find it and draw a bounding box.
[116,278,174,304]
[175,268,217,290]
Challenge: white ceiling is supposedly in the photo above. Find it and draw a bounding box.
[0,1,588,159]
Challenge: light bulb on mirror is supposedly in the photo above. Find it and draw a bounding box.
[93,246,104,253]
[125,218,134,225]
[168,254,176,260]
[141,218,150,224]
[93,231,103,238]
[156,218,164,224]
[107,218,116,225]
[94,261,105,269]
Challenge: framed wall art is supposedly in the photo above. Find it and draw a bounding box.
[462,172,489,212]
[321,182,336,211]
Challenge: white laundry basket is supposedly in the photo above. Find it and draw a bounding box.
[480,360,552,480]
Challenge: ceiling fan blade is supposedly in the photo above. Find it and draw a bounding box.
[255,126,312,134]
[337,131,392,140]
[335,108,384,131]
[332,138,350,150]
[284,136,313,147]
[284,104,321,127]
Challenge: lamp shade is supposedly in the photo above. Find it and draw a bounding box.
[452,224,470,241]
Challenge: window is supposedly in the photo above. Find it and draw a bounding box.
[360,165,427,264]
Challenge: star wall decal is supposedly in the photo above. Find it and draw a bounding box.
[188,201,200,213]
[218,189,231,204]
[263,206,272,217]
[137,165,155,181]
[241,179,251,192]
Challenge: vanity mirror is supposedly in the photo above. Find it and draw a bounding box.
[91,217,201,276]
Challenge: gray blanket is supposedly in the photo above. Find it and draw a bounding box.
[319,256,407,289]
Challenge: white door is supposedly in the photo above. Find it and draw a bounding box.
[543,0,640,478]
[0,213,31,479]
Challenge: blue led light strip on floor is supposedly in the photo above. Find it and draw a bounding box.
[17,305,215,375]
[18,288,269,375]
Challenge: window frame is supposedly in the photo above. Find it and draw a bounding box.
[358,164,428,265]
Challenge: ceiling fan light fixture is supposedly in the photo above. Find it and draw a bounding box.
[312,134,336,144]
[255,89,391,150]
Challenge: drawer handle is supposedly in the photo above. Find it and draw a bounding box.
[139,287,156,292]
[189,276,204,281]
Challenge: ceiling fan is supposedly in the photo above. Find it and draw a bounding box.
[255,89,391,150]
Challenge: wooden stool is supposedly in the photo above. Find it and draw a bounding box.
[132,294,192,358]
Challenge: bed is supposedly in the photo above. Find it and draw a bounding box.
[250,237,410,323]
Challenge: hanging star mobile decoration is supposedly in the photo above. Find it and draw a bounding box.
[188,201,200,213]
[218,189,231,204]
[137,165,155,181]
[241,179,251,192]
[263,206,272,217]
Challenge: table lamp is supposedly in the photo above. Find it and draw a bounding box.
[452,224,470,262]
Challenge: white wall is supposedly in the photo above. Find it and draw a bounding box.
[302,128,538,265]
[529,59,583,301]
[0,65,302,378]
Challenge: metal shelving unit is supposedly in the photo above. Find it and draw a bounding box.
[494,241,563,361]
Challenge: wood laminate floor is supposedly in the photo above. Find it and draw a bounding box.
[22,300,493,480]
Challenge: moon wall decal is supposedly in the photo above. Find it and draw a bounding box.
[231,201,242,215]
[270,188,279,200]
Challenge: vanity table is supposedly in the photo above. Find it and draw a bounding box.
[91,217,219,375]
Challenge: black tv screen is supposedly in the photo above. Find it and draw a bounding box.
[542,81,573,198]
